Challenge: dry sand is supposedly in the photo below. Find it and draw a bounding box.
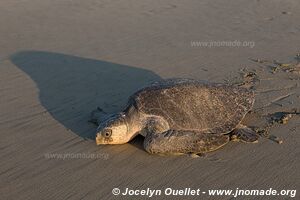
[0,0,299,199]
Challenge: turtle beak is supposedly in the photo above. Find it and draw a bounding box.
[96,133,105,145]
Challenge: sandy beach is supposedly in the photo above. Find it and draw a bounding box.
[0,0,299,199]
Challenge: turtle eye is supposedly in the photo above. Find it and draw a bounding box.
[102,129,112,138]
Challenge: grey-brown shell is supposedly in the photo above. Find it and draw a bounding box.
[127,79,254,134]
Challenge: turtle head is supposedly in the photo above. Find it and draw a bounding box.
[96,113,130,145]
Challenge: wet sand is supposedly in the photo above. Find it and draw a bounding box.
[0,1,299,199]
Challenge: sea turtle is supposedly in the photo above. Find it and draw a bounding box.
[91,79,258,156]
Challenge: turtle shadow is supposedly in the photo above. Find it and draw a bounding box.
[10,51,162,145]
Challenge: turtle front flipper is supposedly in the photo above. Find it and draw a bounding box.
[143,129,229,155]
[230,124,259,143]
[89,107,111,125]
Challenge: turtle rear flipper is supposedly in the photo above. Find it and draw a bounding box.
[230,124,259,143]
[144,129,229,155]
